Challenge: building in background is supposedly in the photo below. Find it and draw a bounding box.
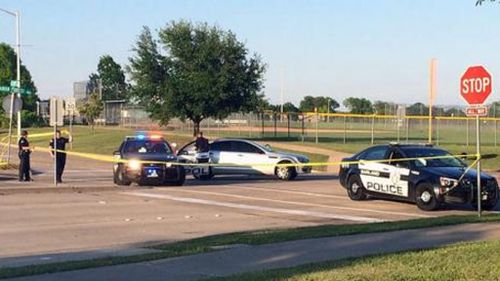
[73,80,92,102]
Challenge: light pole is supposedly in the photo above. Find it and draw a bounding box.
[1,8,21,164]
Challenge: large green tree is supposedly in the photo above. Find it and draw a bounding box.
[89,55,128,100]
[128,22,266,135]
[0,43,40,127]
[299,96,339,113]
[343,97,373,114]
[77,92,103,131]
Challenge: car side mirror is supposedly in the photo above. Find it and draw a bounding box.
[265,144,272,150]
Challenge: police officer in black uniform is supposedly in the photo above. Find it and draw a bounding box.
[49,130,72,183]
[195,132,209,153]
[18,130,33,181]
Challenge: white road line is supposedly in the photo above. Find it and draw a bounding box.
[231,184,348,199]
[167,188,433,218]
[123,191,384,223]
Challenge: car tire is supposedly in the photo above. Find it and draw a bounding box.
[275,162,297,181]
[114,165,132,186]
[472,187,499,211]
[415,183,440,211]
[193,167,214,181]
[170,166,186,186]
[347,175,367,201]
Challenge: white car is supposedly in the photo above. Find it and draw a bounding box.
[177,139,312,180]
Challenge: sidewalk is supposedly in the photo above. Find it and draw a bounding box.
[6,222,500,281]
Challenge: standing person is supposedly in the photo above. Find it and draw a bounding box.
[49,130,72,183]
[18,130,33,181]
[195,131,209,153]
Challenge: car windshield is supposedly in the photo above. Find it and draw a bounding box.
[402,148,466,168]
[123,140,172,155]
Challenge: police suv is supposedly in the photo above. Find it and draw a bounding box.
[113,134,185,186]
[339,143,499,211]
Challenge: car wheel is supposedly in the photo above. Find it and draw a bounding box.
[171,166,186,186]
[114,165,131,186]
[275,162,297,181]
[472,187,499,211]
[415,183,439,211]
[347,175,367,201]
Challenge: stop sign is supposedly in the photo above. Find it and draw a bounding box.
[460,66,492,105]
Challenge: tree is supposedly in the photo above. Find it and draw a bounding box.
[77,92,103,131]
[343,97,373,114]
[282,102,299,113]
[299,96,339,113]
[445,107,465,117]
[373,101,398,115]
[0,43,40,127]
[89,55,128,100]
[128,22,266,135]
[406,102,428,116]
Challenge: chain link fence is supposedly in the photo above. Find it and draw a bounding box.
[116,109,500,147]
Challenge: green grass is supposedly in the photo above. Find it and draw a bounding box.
[208,240,500,281]
[1,126,196,156]
[2,214,500,279]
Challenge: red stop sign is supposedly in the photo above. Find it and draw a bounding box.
[460,66,492,105]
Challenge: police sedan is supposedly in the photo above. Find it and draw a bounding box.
[339,143,499,211]
[113,134,185,186]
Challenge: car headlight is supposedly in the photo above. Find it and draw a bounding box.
[440,177,458,187]
[128,160,141,170]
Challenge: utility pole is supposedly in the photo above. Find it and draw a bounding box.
[15,11,21,140]
[1,8,21,163]
[428,58,437,143]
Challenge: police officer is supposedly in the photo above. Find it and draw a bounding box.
[195,131,209,153]
[49,130,72,183]
[18,130,33,181]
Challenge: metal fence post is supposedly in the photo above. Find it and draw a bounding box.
[274,113,277,138]
[343,116,347,144]
[287,113,290,139]
[371,115,375,145]
[466,118,469,147]
[436,117,440,145]
[315,110,319,143]
[301,113,305,142]
[406,117,410,143]
[261,112,264,138]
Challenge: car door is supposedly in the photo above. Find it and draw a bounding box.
[230,141,269,175]
[209,141,242,174]
[359,147,409,198]
[386,149,411,199]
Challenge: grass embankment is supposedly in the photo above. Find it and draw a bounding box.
[1,214,500,279]
[209,240,500,281]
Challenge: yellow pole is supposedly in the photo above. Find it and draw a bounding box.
[428,59,437,143]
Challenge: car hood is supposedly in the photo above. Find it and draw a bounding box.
[121,153,177,162]
[420,166,495,181]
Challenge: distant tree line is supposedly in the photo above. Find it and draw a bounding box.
[261,96,500,118]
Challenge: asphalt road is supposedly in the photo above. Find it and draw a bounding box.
[0,151,498,267]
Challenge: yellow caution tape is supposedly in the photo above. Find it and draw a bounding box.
[37,145,480,169]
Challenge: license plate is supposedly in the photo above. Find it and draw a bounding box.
[146,168,159,178]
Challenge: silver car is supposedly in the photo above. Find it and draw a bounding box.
[177,139,312,180]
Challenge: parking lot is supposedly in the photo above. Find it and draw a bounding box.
[1,152,496,264]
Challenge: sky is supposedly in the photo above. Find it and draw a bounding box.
[0,0,499,106]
